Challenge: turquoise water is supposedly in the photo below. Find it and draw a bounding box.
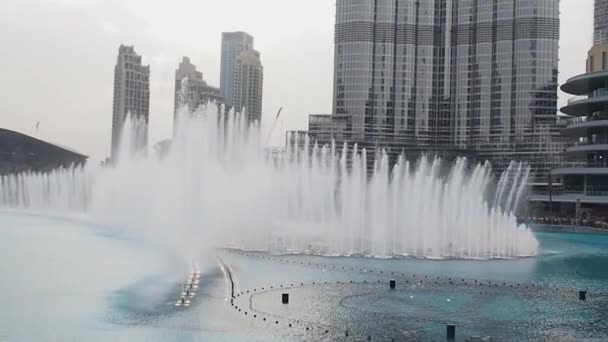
[222,233,608,341]
[1,211,607,341]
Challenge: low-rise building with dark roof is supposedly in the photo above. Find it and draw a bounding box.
[0,128,88,174]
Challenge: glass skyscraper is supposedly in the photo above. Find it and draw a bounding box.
[220,32,254,108]
[329,0,561,170]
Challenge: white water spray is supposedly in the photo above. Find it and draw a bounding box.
[0,103,538,259]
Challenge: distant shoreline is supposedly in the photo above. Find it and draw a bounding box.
[529,224,608,235]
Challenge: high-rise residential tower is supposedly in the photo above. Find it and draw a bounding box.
[220,32,254,107]
[174,57,223,133]
[111,45,150,160]
[234,50,264,124]
[595,0,608,45]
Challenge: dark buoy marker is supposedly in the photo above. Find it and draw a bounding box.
[390,279,396,289]
[579,290,587,301]
[282,293,289,304]
[446,324,456,340]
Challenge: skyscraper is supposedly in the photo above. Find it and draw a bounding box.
[220,32,254,107]
[333,0,558,144]
[296,0,561,176]
[174,56,223,131]
[234,50,264,124]
[595,0,608,45]
[111,45,150,161]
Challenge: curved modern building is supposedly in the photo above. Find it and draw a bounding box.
[530,43,608,216]
[560,67,608,194]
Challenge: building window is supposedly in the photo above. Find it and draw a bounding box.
[603,51,607,71]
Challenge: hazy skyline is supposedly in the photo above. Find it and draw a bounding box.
[0,0,595,161]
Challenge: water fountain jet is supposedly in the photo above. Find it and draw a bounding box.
[0,103,538,260]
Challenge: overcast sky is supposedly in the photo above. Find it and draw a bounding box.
[0,0,595,161]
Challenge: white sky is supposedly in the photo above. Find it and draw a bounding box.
[0,0,595,161]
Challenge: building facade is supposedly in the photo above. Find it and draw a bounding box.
[174,57,224,131]
[595,0,608,45]
[220,32,254,107]
[529,0,608,219]
[305,0,562,179]
[234,50,264,124]
[111,45,150,160]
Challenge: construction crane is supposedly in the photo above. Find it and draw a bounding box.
[265,107,283,147]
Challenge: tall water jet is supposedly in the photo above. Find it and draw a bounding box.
[0,102,538,259]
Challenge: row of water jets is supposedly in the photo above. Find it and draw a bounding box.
[0,103,538,259]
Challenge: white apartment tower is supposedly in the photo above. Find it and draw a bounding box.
[234,49,264,124]
[111,45,150,160]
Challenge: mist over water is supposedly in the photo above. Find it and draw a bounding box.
[0,103,538,261]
